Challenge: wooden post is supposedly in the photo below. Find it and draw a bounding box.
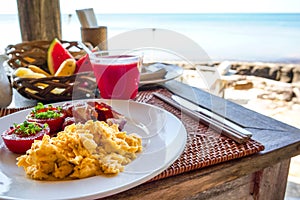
[17,0,61,41]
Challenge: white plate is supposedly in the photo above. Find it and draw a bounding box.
[139,63,183,85]
[0,99,187,200]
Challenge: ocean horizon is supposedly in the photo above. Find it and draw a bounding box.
[1,13,300,63]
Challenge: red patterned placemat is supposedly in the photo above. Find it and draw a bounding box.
[136,88,265,182]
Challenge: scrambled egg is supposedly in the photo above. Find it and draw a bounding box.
[16,120,142,180]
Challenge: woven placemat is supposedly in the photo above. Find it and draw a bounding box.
[0,107,32,118]
[136,88,265,182]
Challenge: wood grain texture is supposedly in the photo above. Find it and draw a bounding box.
[17,0,61,41]
[103,157,293,199]
[252,159,290,200]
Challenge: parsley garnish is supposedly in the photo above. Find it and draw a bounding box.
[32,102,62,119]
[13,121,47,136]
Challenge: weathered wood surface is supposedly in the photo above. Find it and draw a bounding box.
[252,159,290,200]
[99,81,300,199]
[103,153,294,199]
[17,0,61,41]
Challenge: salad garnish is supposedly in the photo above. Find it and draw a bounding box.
[32,102,62,119]
[12,121,48,136]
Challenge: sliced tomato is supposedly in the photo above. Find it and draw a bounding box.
[1,123,50,154]
[27,104,67,135]
[92,102,114,121]
[26,112,66,135]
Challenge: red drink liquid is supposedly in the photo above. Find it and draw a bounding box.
[92,55,140,99]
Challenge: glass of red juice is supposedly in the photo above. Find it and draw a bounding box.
[90,51,142,99]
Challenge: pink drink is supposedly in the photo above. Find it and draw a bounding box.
[92,55,140,99]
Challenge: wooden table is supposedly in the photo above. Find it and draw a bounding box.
[7,80,300,200]
[104,80,300,200]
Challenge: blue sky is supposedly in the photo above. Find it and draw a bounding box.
[1,0,300,14]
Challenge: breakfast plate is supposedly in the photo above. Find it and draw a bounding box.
[139,63,184,85]
[0,99,187,200]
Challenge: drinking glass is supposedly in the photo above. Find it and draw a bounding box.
[90,50,142,99]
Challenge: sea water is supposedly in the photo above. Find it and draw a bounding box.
[1,13,300,63]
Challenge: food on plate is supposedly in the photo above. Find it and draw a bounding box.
[17,120,142,180]
[61,102,98,127]
[94,102,127,130]
[1,121,50,154]
[1,100,136,180]
[47,38,75,75]
[62,101,127,130]
[26,102,66,135]
[23,101,126,136]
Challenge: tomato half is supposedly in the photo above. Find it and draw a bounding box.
[26,103,67,135]
[1,122,50,154]
[26,112,66,135]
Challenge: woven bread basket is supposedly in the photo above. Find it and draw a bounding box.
[6,40,98,102]
[13,72,97,102]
